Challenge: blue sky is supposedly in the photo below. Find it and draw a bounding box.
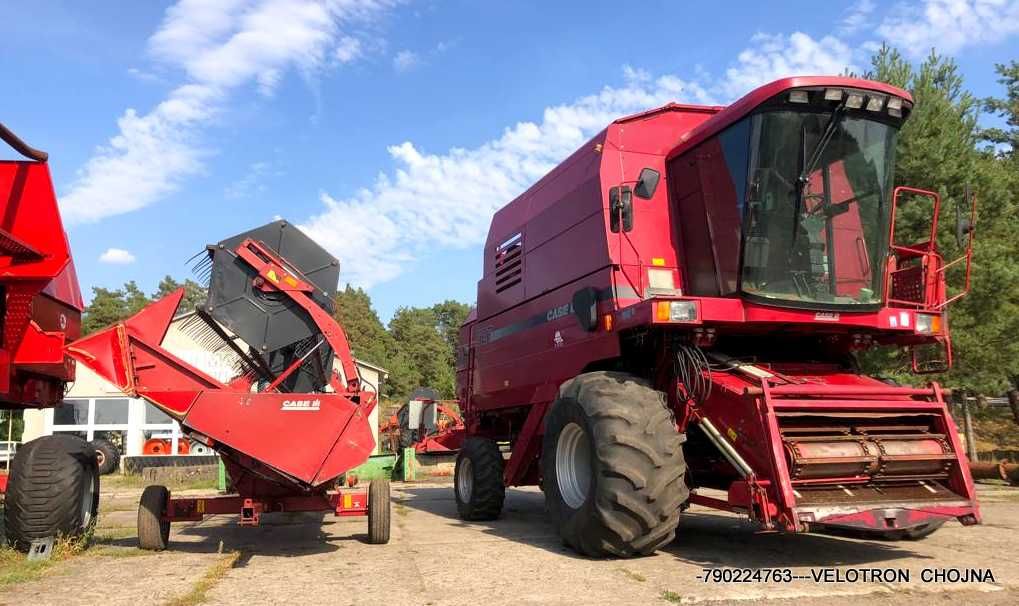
[3,0,1018,321]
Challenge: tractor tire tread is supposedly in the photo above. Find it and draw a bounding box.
[3,435,99,551]
[545,371,688,558]
[137,485,170,551]
[455,437,505,521]
[368,479,391,544]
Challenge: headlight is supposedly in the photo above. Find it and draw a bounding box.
[915,313,942,335]
[656,300,698,322]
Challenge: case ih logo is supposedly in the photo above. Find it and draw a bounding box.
[281,399,321,412]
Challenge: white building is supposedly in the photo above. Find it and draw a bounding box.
[23,312,388,460]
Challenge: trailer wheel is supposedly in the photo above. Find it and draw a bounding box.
[3,435,100,551]
[90,439,120,475]
[454,437,505,520]
[367,479,391,544]
[542,371,688,558]
[138,485,171,551]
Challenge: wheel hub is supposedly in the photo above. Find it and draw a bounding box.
[81,467,96,528]
[556,422,592,509]
[457,457,474,503]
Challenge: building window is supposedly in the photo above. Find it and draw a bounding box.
[53,399,90,425]
[144,403,173,425]
[93,398,130,424]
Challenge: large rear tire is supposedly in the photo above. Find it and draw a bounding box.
[367,479,391,544]
[542,371,688,558]
[138,485,170,551]
[3,435,100,551]
[454,437,505,521]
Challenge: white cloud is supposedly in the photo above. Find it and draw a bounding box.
[99,248,137,264]
[721,32,857,99]
[335,35,363,63]
[300,73,716,286]
[300,29,864,288]
[224,160,280,199]
[393,49,420,72]
[876,0,1019,57]
[839,0,876,35]
[61,0,399,224]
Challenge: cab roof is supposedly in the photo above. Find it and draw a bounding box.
[665,76,913,161]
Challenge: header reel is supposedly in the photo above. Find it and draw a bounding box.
[191,220,344,393]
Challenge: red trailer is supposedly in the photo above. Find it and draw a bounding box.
[453,77,979,556]
[0,122,98,551]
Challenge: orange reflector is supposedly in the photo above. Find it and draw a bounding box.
[931,315,942,333]
[602,314,613,331]
[651,257,666,266]
[655,301,670,322]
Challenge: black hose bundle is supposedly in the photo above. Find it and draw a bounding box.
[674,344,711,405]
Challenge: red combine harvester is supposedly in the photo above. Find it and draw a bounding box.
[0,122,98,551]
[453,77,980,556]
[67,221,390,549]
[380,388,465,454]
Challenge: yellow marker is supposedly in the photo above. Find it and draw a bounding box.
[343,494,352,510]
[727,427,738,442]
[651,257,666,266]
[284,276,298,287]
[197,500,205,514]
[266,269,279,283]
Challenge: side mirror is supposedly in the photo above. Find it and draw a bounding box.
[634,168,660,199]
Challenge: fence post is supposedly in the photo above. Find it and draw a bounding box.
[962,390,978,463]
[217,457,227,492]
[1008,390,1019,427]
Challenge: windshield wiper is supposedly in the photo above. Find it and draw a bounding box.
[791,102,847,244]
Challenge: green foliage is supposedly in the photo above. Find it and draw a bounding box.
[155,275,208,314]
[333,287,471,400]
[81,286,132,334]
[81,277,208,335]
[981,60,1019,160]
[2,410,23,442]
[333,286,395,382]
[863,47,1019,394]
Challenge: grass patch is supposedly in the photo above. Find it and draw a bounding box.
[164,551,241,606]
[93,526,137,542]
[102,474,218,493]
[618,567,646,582]
[86,545,153,559]
[0,532,94,588]
[661,590,683,603]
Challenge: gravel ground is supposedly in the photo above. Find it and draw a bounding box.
[1,481,1016,606]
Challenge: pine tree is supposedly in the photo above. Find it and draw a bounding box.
[865,47,1019,394]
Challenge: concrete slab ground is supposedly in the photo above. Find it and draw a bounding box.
[1,482,1017,606]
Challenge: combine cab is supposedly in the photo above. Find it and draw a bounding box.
[454,77,979,556]
[67,221,390,549]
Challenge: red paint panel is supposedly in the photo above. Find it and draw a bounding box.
[183,391,373,485]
